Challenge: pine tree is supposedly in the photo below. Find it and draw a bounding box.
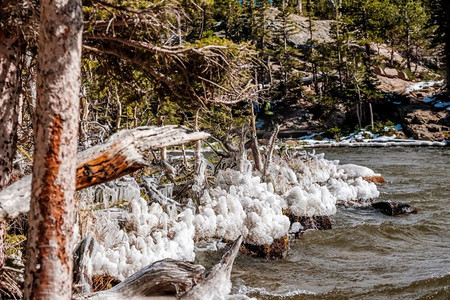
[429,0,450,95]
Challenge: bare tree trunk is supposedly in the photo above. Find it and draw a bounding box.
[298,0,302,14]
[24,0,83,298]
[0,24,25,295]
[133,106,138,127]
[263,125,280,181]
[79,96,89,147]
[116,90,122,130]
[250,101,263,172]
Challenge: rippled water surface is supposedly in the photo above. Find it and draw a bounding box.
[214,147,449,299]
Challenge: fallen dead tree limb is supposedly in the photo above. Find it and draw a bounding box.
[74,236,243,299]
[0,126,209,221]
[141,176,183,212]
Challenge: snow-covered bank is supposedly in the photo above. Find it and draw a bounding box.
[76,151,381,281]
[294,128,448,148]
[296,140,447,148]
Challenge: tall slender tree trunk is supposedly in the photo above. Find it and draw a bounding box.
[0,28,25,286]
[445,19,450,95]
[24,0,82,298]
[406,25,412,72]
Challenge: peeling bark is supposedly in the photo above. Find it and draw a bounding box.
[24,0,83,298]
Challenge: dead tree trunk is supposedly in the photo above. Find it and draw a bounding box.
[24,0,83,298]
[263,125,280,181]
[250,101,263,172]
[0,126,209,221]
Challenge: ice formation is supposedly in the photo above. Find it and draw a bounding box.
[78,152,380,281]
[78,179,196,281]
[194,162,291,245]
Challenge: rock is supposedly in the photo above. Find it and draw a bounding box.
[373,66,385,76]
[427,124,441,133]
[240,236,289,259]
[287,214,332,236]
[284,140,298,146]
[410,110,439,125]
[397,71,409,81]
[324,110,346,128]
[372,201,418,216]
[406,124,446,141]
[384,68,398,78]
[406,124,433,140]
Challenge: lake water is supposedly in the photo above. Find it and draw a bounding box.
[199,147,450,299]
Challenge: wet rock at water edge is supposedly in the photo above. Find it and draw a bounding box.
[286,214,333,238]
[371,201,418,216]
[240,236,289,260]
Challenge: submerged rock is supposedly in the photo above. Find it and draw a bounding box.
[372,201,418,216]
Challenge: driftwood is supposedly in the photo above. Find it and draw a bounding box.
[181,236,242,299]
[141,176,182,212]
[0,126,209,221]
[75,236,243,299]
[73,237,99,294]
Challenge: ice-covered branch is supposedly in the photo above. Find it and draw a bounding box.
[0,126,209,221]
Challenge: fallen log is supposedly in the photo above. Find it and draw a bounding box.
[75,236,243,299]
[0,126,209,221]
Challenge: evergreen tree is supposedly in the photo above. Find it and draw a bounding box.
[429,0,450,95]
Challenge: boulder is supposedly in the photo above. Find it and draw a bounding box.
[408,109,440,125]
[405,124,446,141]
[287,214,332,237]
[427,124,441,133]
[372,201,418,216]
[384,67,398,78]
[373,66,385,76]
[406,124,434,140]
[240,236,289,259]
[284,139,298,146]
[397,71,409,81]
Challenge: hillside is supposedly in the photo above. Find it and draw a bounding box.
[256,8,449,142]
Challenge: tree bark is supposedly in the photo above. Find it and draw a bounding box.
[24,0,83,298]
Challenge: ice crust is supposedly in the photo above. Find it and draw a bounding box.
[80,152,380,280]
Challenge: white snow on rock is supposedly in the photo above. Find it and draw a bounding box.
[405,80,443,93]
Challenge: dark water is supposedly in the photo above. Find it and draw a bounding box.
[204,147,450,299]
